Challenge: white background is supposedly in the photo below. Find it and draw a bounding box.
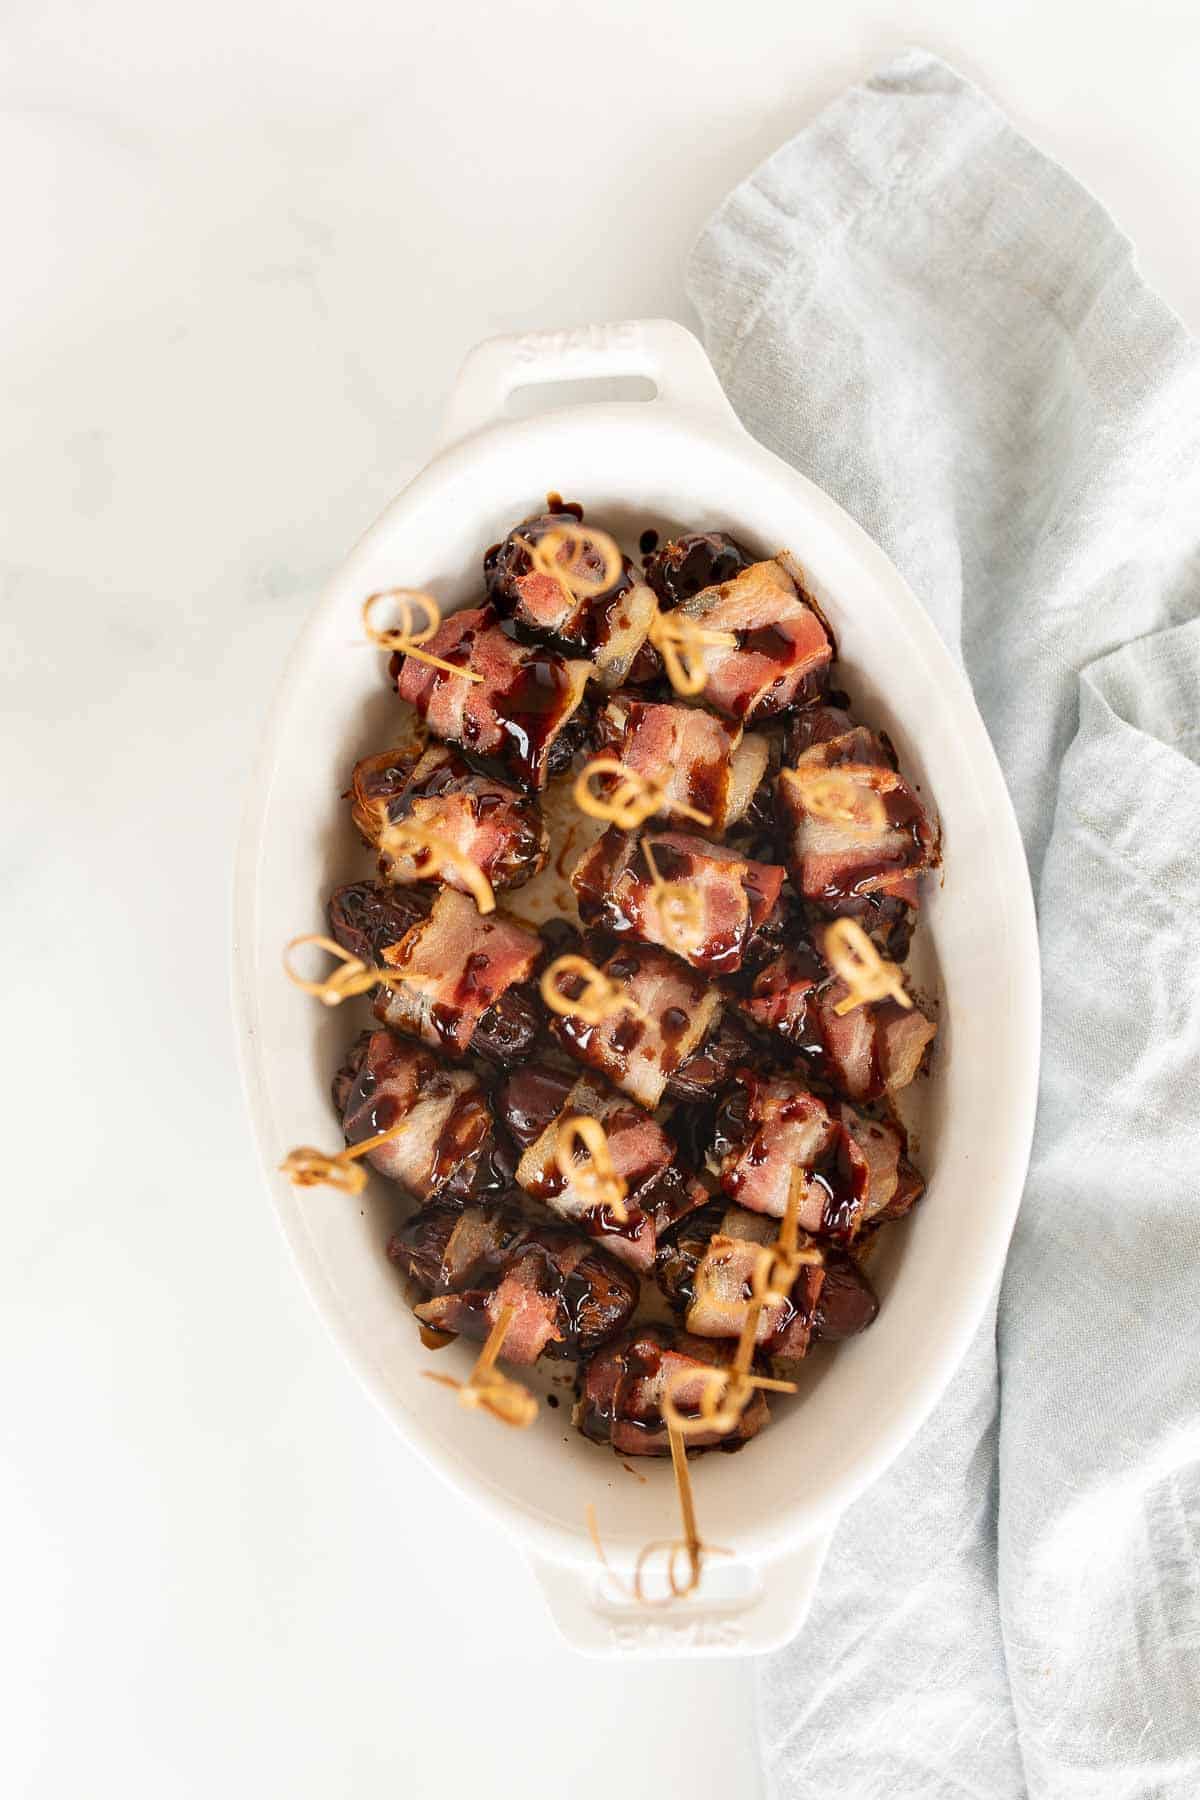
[3,3,1198,1796]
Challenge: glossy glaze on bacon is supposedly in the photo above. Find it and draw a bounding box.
[571,828,786,977]
[733,940,937,1100]
[497,1064,710,1274]
[484,506,658,688]
[550,941,724,1112]
[776,704,938,933]
[391,603,592,790]
[712,1071,870,1242]
[668,555,834,722]
[593,692,769,834]
[391,1195,639,1364]
[328,881,543,1064]
[348,742,549,893]
[575,1322,769,1455]
[332,1029,502,1203]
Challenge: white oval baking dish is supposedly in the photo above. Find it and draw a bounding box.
[233,320,1040,1659]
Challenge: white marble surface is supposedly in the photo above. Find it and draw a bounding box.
[4,4,1199,1795]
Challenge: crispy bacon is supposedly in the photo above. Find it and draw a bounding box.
[484,507,657,687]
[776,717,937,927]
[500,1066,709,1273]
[571,828,786,977]
[574,1323,769,1455]
[656,1203,827,1365]
[331,1030,495,1203]
[672,557,834,722]
[391,603,592,790]
[328,882,543,1064]
[594,693,769,833]
[551,942,724,1112]
[374,888,543,1058]
[713,1072,870,1242]
[348,742,548,893]
[390,1195,639,1364]
[734,942,937,1100]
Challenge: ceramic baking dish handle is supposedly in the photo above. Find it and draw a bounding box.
[436,318,742,452]
[528,1533,832,1659]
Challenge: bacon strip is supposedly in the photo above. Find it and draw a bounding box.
[776,723,937,919]
[508,1070,707,1273]
[675,558,834,721]
[571,828,785,976]
[574,1323,770,1456]
[391,603,592,790]
[551,942,724,1112]
[390,1196,639,1365]
[348,743,548,893]
[374,888,542,1057]
[735,943,937,1100]
[594,693,769,833]
[331,1030,493,1203]
[484,508,657,687]
[715,1073,869,1242]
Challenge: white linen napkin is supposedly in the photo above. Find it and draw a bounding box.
[687,48,1200,1800]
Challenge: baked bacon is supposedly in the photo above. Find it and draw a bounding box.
[484,506,658,688]
[594,692,769,834]
[332,1029,497,1203]
[328,881,542,1063]
[776,704,937,931]
[391,603,591,790]
[733,940,937,1100]
[348,742,548,893]
[391,1195,639,1364]
[665,555,834,722]
[550,941,724,1111]
[575,1322,769,1455]
[498,1064,710,1274]
[713,1072,870,1242]
[571,828,786,977]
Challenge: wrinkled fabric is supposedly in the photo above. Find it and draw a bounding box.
[688,48,1200,1800]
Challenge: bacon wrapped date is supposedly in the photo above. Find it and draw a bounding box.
[656,1205,879,1362]
[332,1029,504,1203]
[328,880,542,1064]
[348,742,548,893]
[655,1201,826,1365]
[571,827,786,977]
[390,1194,639,1364]
[712,1072,870,1243]
[732,938,937,1100]
[496,1064,710,1274]
[776,704,938,943]
[593,692,769,834]
[484,506,657,688]
[550,941,725,1112]
[391,603,591,790]
[840,1105,925,1229]
[647,545,834,722]
[574,1322,769,1455]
